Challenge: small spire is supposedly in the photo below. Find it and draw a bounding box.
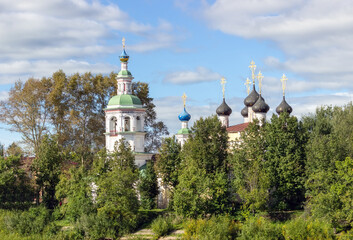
[220,77,227,98]
[281,74,288,96]
[122,37,126,49]
[257,71,264,94]
[249,60,256,85]
[245,77,251,95]
[182,93,187,107]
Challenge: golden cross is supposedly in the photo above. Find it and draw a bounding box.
[281,74,288,96]
[122,37,126,49]
[244,78,251,95]
[221,77,226,98]
[257,71,264,94]
[249,60,256,84]
[182,93,187,107]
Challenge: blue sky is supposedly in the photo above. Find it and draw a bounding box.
[1,0,353,148]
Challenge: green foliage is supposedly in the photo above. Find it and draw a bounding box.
[155,136,182,188]
[282,216,335,240]
[0,155,34,208]
[238,216,284,240]
[2,207,50,236]
[151,215,174,238]
[55,166,95,222]
[31,135,62,209]
[6,142,23,157]
[138,161,159,210]
[183,215,240,240]
[174,116,231,217]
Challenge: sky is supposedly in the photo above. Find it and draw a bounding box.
[1,0,353,147]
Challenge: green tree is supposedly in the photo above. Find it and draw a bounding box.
[0,79,50,153]
[155,136,182,188]
[133,82,169,152]
[31,135,62,209]
[6,142,23,157]
[231,120,269,213]
[138,161,159,210]
[0,155,34,208]
[264,113,307,210]
[173,116,230,217]
[0,143,4,157]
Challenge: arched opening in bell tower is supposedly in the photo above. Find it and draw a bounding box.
[110,117,117,134]
[124,116,131,131]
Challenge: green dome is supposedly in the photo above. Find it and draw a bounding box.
[177,128,191,134]
[117,70,132,76]
[108,94,142,107]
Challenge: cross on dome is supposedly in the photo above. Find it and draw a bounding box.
[221,77,227,98]
[257,71,264,94]
[245,78,251,95]
[249,60,256,84]
[182,93,187,107]
[122,37,126,49]
[281,74,288,96]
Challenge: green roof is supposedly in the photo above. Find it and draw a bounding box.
[177,128,192,134]
[107,94,142,106]
[117,70,132,76]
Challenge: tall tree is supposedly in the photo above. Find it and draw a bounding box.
[138,161,159,210]
[0,79,50,153]
[133,82,169,152]
[31,135,62,209]
[173,116,230,217]
[6,142,23,157]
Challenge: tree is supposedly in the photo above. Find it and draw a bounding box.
[0,143,4,157]
[0,155,34,208]
[138,161,159,210]
[133,82,169,152]
[0,79,50,153]
[155,136,182,188]
[6,142,23,157]
[31,135,62,209]
[173,116,230,217]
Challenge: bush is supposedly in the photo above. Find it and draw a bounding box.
[238,216,283,240]
[151,215,174,238]
[3,206,50,236]
[183,215,240,240]
[282,216,335,240]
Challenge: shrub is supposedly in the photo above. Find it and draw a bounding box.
[282,216,335,240]
[151,215,174,238]
[238,216,283,240]
[183,215,240,240]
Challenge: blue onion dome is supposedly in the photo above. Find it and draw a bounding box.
[216,98,232,116]
[252,94,270,113]
[244,85,259,107]
[276,96,293,114]
[241,106,248,117]
[120,48,129,62]
[178,107,191,121]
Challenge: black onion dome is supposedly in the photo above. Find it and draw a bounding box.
[241,106,248,117]
[252,94,270,113]
[276,96,292,114]
[244,85,259,107]
[216,98,232,116]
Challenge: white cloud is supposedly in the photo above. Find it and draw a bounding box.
[200,0,353,92]
[0,91,8,101]
[164,67,222,84]
[0,0,178,84]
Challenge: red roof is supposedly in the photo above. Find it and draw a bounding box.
[226,122,249,133]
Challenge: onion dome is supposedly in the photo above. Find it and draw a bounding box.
[276,96,292,114]
[216,98,232,116]
[178,107,191,121]
[252,94,270,113]
[119,49,129,62]
[241,106,248,117]
[244,85,259,107]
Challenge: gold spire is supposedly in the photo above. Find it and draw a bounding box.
[122,37,126,49]
[280,74,288,96]
[221,77,227,98]
[257,71,264,94]
[245,77,251,95]
[182,93,187,107]
[249,60,256,84]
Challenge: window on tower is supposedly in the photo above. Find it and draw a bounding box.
[124,117,130,131]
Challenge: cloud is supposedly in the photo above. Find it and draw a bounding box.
[199,0,353,92]
[164,67,222,84]
[0,1,178,84]
[0,91,8,101]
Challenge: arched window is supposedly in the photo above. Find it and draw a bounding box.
[124,116,130,131]
[110,117,117,134]
[136,116,141,131]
